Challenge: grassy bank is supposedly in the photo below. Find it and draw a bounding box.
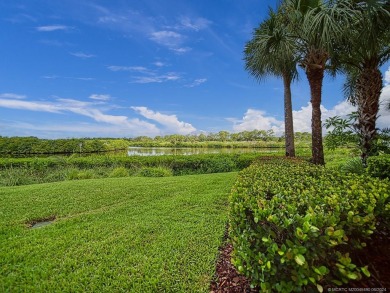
[0,147,357,187]
[0,172,237,292]
[0,153,260,186]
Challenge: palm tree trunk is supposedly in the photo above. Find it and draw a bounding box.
[356,65,382,166]
[283,74,295,157]
[307,67,325,165]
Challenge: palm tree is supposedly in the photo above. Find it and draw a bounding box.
[244,8,298,157]
[281,0,356,165]
[334,0,390,165]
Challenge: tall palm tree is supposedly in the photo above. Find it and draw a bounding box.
[334,0,390,165]
[282,0,356,165]
[244,9,298,157]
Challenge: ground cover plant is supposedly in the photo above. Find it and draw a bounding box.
[0,172,237,292]
[229,158,390,292]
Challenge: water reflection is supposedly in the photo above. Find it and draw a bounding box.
[127,147,281,156]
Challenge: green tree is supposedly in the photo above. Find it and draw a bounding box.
[281,0,356,164]
[244,8,297,157]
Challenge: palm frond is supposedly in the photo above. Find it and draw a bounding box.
[244,7,298,83]
[302,0,357,51]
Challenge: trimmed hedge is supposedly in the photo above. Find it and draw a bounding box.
[367,154,390,179]
[229,158,390,292]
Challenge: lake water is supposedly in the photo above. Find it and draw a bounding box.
[127,147,283,156]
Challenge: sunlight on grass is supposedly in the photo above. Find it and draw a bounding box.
[0,173,237,292]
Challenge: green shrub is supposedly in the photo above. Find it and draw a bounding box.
[200,156,236,173]
[367,154,390,179]
[340,157,365,175]
[109,167,129,178]
[76,170,95,180]
[138,166,173,177]
[0,167,32,186]
[229,159,390,292]
[66,169,95,180]
[0,153,260,185]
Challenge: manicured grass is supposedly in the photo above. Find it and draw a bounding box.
[0,172,237,292]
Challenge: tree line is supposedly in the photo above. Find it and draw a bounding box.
[0,132,312,154]
[244,0,389,165]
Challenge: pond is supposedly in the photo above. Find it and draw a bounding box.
[127,147,283,156]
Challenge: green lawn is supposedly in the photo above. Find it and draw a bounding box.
[0,173,237,292]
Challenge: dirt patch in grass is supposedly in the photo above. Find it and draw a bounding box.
[27,215,56,229]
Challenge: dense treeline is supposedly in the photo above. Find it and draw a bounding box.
[0,132,311,155]
[0,137,129,155]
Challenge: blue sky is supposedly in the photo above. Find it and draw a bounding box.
[1,0,389,138]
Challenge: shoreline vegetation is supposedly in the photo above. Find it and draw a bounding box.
[0,133,312,155]
[0,134,358,187]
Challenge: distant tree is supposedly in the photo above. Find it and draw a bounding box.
[217,131,231,142]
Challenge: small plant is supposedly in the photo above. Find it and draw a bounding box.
[340,157,365,175]
[367,154,390,179]
[138,166,173,177]
[0,166,37,186]
[325,114,390,166]
[66,169,95,180]
[109,167,129,178]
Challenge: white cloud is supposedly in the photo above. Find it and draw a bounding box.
[41,75,94,81]
[70,52,96,58]
[290,101,356,133]
[384,67,390,85]
[36,25,71,32]
[0,93,26,99]
[0,99,62,113]
[178,16,212,31]
[172,47,192,54]
[89,94,111,101]
[378,74,390,128]
[230,101,357,135]
[230,92,390,136]
[153,61,166,67]
[0,95,159,136]
[107,65,151,73]
[74,77,95,81]
[186,78,207,88]
[132,106,196,135]
[149,30,191,53]
[0,120,159,138]
[6,13,37,24]
[149,30,184,47]
[130,72,181,84]
[232,109,284,134]
[108,64,180,84]
[92,6,155,35]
